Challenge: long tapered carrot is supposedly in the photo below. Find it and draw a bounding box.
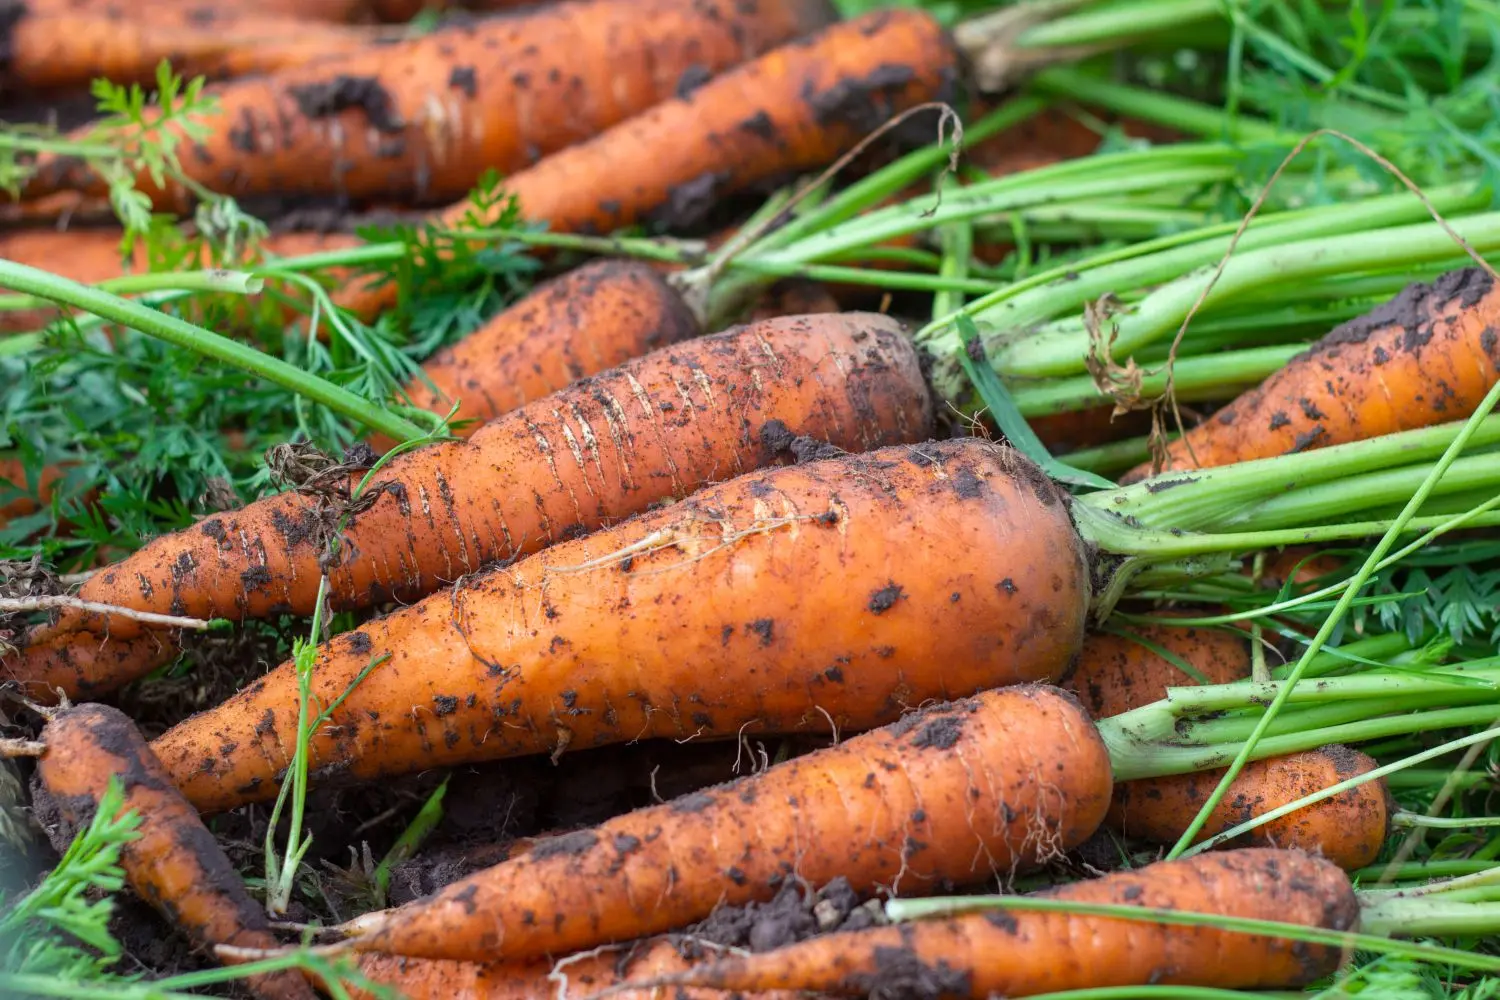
[3,9,388,92]
[147,436,1087,813]
[1123,266,1500,483]
[5,312,933,699]
[331,7,958,320]
[646,848,1358,998]
[1109,746,1391,871]
[328,685,1110,962]
[372,259,701,450]
[27,703,314,1000]
[18,0,835,209]
[349,936,798,1000]
[1068,620,1388,869]
[26,0,580,26]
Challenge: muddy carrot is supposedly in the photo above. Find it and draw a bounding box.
[3,9,387,92]
[0,457,68,523]
[146,436,1086,813]
[26,702,313,1000]
[646,848,1357,997]
[373,259,701,450]
[331,7,956,319]
[1123,267,1500,483]
[5,312,933,699]
[1109,746,1391,871]
[325,685,1109,962]
[19,0,834,209]
[1063,617,1251,721]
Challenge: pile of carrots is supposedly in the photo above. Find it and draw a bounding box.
[3,2,1500,999]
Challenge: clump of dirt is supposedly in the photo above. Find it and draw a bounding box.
[689,876,883,953]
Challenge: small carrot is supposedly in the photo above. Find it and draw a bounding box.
[324,685,1110,962]
[25,702,313,1000]
[3,9,388,93]
[19,0,834,209]
[332,7,958,319]
[1026,407,1153,456]
[1063,616,1251,721]
[1109,746,1391,871]
[0,457,69,524]
[373,259,701,450]
[147,436,1086,814]
[349,936,798,1000]
[6,312,933,699]
[1123,266,1500,483]
[641,848,1358,998]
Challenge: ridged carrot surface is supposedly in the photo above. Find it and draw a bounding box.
[1124,267,1500,482]
[6,313,932,699]
[337,685,1110,961]
[148,437,1089,813]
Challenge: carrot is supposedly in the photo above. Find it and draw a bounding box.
[0,192,115,227]
[18,0,835,208]
[349,936,798,1000]
[26,702,313,1000]
[1066,621,1388,869]
[1122,266,1500,483]
[328,684,1110,962]
[333,8,958,320]
[148,436,1087,814]
[1109,746,1391,871]
[373,259,701,450]
[31,0,567,25]
[1063,617,1251,721]
[1027,407,1154,455]
[645,848,1358,998]
[0,457,69,523]
[2,9,388,93]
[5,312,934,699]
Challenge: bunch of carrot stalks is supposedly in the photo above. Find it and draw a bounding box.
[3,2,1500,999]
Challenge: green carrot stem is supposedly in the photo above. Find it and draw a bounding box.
[0,269,262,313]
[0,260,425,443]
[1030,66,1292,144]
[1055,434,1158,475]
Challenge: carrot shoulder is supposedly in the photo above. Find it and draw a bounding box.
[20,0,835,208]
[656,848,1358,998]
[5,312,933,698]
[336,685,1111,962]
[1124,266,1500,482]
[373,259,700,450]
[31,703,312,1000]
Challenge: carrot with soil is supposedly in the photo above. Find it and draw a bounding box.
[147,435,1087,813]
[1122,266,1500,482]
[628,848,1359,998]
[373,259,701,450]
[320,685,1112,962]
[18,702,314,1000]
[4,312,933,699]
[16,0,836,210]
[1063,617,1252,720]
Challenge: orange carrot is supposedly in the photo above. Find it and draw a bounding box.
[28,703,313,1000]
[1063,617,1251,721]
[18,0,834,208]
[5,312,933,699]
[2,9,388,93]
[646,848,1357,997]
[332,685,1110,962]
[332,8,958,320]
[349,936,798,1000]
[147,436,1087,814]
[0,457,69,523]
[1109,746,1391,871]
[1123,267,1500,483]
[373,259,701,450]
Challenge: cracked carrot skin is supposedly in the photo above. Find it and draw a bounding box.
[661,848,1358,998]
[334,7,958,319]
[32,704,314,1000]
[1109,747,1391,872]
[340,685,1111,963]
[150,436,1090,814]
[5,312,933,699]
[349,936,798,1000]
[19,0,835,209]
[1123,266,1500,483]
[370,259,700,451]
